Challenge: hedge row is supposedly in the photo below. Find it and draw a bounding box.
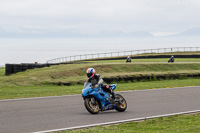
[48,73,200,86]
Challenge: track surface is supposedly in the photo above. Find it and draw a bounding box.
[0,86,200,133]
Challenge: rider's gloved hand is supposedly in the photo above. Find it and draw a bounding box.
[94,84,99,88]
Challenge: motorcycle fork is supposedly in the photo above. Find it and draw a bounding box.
[91,97,97,105]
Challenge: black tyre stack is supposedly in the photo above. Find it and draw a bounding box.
[34,64,39,68]
[5,63,52,76]
[14,64,22,73]
[34,64,43,68]
[5,64,14,75]
[21,63,29,71]
[28,64,35,69]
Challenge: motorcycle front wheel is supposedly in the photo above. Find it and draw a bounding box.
[115,94,127,112]
[84,97,100,114]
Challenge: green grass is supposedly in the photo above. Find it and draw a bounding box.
[1,55,200,99]
[0,67,5,77]
[0,85,82,100]
[64,113,200,133]
[1,63,200,87]
[0,78,200,100]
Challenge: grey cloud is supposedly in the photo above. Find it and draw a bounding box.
[0,0,200,37]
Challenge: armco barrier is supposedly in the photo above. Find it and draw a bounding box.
[5,63,51,75]
[47,47,200,64]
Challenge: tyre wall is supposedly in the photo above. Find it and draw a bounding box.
[5,63,54,75]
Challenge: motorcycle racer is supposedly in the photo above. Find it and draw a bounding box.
[84,68,116,99]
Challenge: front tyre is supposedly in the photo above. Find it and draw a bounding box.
[115,94,127,112]
[84,97,100,114]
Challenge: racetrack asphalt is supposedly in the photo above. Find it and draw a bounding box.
[0,86,200,133]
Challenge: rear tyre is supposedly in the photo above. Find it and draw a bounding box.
[115,94,127,112]
[84,97,99,114]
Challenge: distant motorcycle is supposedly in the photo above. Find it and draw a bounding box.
[168,58,174,63]
[126,56,131,63]
[82,83,127,114]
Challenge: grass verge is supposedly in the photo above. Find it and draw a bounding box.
[0,67,5,77]
[0,78,200,100]
[1,63,200,86]
[64,113,200,133]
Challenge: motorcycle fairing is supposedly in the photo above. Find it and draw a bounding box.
[82,83,117,110]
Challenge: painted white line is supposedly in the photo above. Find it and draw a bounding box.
[32,109,200,133]
[0,86,199,102]
[120,86,200,93]
[0,94,81,102]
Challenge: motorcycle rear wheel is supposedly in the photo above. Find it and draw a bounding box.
[84,97,100,114]
[115,94,127,112]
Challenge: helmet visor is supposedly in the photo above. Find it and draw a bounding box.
[87,73,93,78]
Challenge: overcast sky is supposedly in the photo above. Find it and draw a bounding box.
[0,0,200,37]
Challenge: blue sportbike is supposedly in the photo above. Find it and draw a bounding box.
[82,83,127,114]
